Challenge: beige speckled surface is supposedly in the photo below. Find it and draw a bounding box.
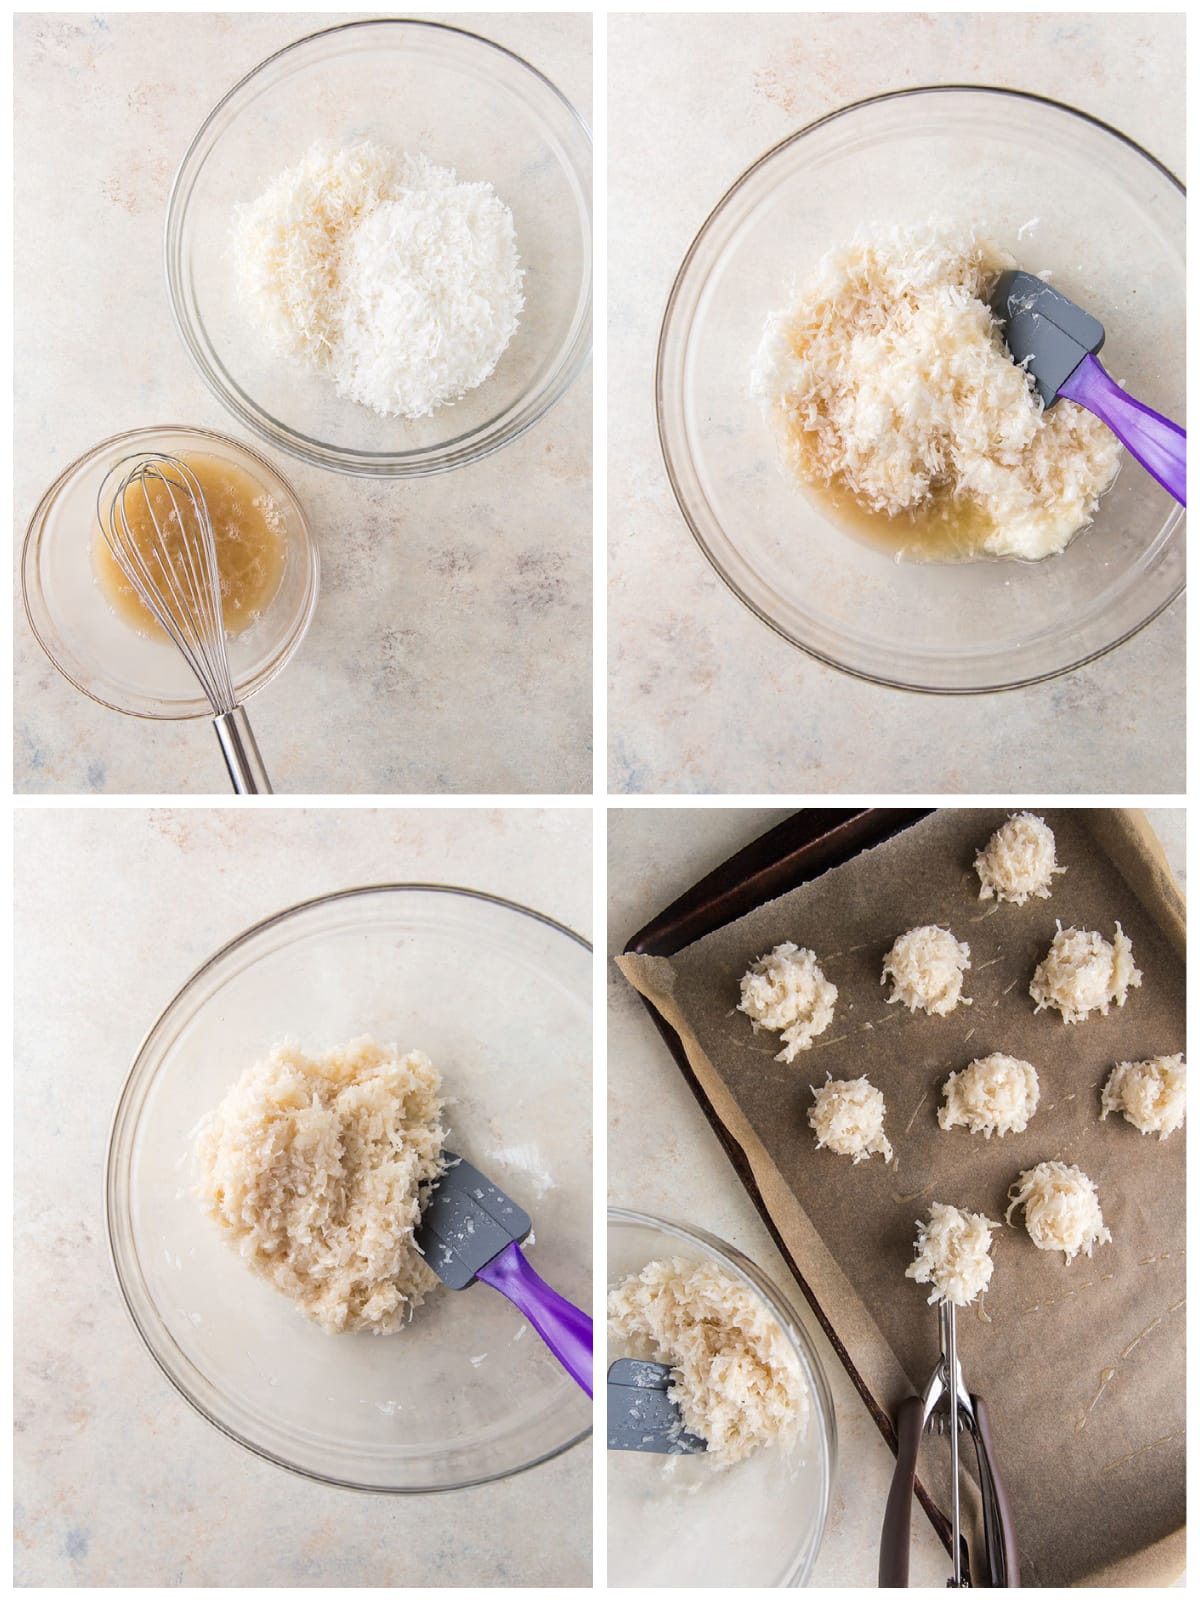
[608,13,1185,795]
[608,807,1183,1587]
[14,807,591,1586]
[14,13,592,795]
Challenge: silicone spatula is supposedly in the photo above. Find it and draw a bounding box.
[989,269,1186,507]
[415,1152,593,1396]
[607,1358,708,1453]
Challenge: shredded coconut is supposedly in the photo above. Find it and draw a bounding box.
[906,1202,998,1307]
[1007,1161,1111,1262]
[882,925,971,1016]
[752,225,1121,561]
[975,813,1064,905]
[1101,1054,1186,1140]
[1030,922,1141,1024]
[193,1037,446,1333]
[738,942,837,1062]
[607,1257,809,1465]
[232,140,524,419]
[808,1075,893,1163]
[939,1053,1040,1139]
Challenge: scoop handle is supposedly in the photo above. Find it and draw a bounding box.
[213,706,273,794]
[1060,353,1186,507]
[477,1240,593,1397]
[879,1393,925,1586]
[971,1395,1020,1587]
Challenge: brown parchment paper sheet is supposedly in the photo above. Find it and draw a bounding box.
[618,810,1184,1587]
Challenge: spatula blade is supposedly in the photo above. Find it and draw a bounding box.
[989,269,1105,408]
[607,1358,708,1454]
[416,1152,531,1290]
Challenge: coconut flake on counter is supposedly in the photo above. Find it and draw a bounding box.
[939,1053,1040,1139]
[906,1202,998,1307]
[1030,922,1141,1024]
[808,1075,893,1164]
[738,942,837,1062]
[975,813,1064,905]
[1006,1160,1111,1263]
[1101,1054,1186,1140]
[882,925,972,1016]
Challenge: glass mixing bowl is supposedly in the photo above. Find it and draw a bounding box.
[21,424,318,720]
[657,87,1185,692]
[107,885,593,1492]
[608,1209,836,1586]
[166,18,593,478]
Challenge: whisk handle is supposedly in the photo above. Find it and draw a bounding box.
[213,707,273,795]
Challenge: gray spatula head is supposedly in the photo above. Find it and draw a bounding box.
[607,1359,708,1454]
[989,269,1105,408]
[416,1152,531,1290]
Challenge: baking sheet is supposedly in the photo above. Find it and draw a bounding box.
[618,809,1185,1587]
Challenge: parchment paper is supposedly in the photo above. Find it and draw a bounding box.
[618,809,1185,1587]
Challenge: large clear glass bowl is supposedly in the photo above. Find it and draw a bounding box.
[657,87,1185,692]
[608,1209,836,1586]
[166,19,592,478]
[107,885,593,1492]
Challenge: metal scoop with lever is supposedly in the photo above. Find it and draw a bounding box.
[415,1153,593,1397]
[607,1359,708,1455]
[990,270,1186,507]
[879,1300,1019,1588]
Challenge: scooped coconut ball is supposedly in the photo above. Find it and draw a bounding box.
[738,943,837,1064]
[975,812,1064,905]
[882,925,971,1016]
[1101,1054,1186,1140]
[906,1202,998,1307]
[939,1053,1040,1139]
[1029,922,1141,1024]
[807,1075,893,1164]
[1006,1160,1111,1263]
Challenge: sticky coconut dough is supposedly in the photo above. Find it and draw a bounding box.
[1030,922,1141,1024]
[1007,1160,1111,1263]
[939,1053,1040,1139]
[1101,1054,1186,1140]
[738,942,838,1063]
[882,925,971,1016]
[808,1075,893,1163]
[975,813,1064,905]
[906,1202,998,1307]
[194,1037,447,1334]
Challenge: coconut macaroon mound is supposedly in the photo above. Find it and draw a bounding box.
[1101,1054,1186,1141]
[882,925,972,1016]
[975,813,1065,905]
[194,1037,447,1334]
[1006,1160,1111,1263]
[1030,922,1142,1024]
[808,1075,894,1164]
[906,1202,999,1307]
[939,1053,1040,1139]
[738,942,838,1063]
[607,1256,810,1465]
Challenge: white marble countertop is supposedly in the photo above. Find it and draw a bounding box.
[14,12,592,796]
[14,806,592,1586]
[607,807,1184,1587]
[608,13,1185,795]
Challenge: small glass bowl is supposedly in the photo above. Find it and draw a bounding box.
[106,885,593,1492]
[657,86,1185,693]
[608,1209,836,1586]
[22,424,318,720]
[166,18,593,478]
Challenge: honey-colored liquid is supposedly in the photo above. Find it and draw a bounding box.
[94,453,287,638]
[805,476,999,565]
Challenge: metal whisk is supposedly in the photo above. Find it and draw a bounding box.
[97,453,272,794]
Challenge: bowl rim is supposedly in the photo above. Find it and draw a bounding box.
[20,422,320,721]
[106,881,593,1495]
[655,82,1186,696]
[165,16,594,479]
[607,1205,837,1586]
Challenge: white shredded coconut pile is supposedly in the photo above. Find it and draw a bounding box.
[1030,922,1142,1024]
[882,925,971,1016]
[906,1202,998,1307]
[738,942,838,1062]
[1101,1054,1186,1140]
[194,1037,446,1333]
[1007,1160,1111,1263]
[808,1075,893,1163]
[607,1257,810,1465]
[232,140,524,419]
[975,813,1064,905]
[939,1053,1040,1139]
[752,225,1121,561]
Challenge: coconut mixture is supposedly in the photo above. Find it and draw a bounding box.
[808,1075,893,1164]
[1007,1160,1111,1263]
[738,942,837,1062]
[939,1053,1040,1139]
[1030,922,1141,1024]
[975,813,1064,905]
[906,1202,998,1307]
[882,925,972,1016]
[1101,1053,1186,1140]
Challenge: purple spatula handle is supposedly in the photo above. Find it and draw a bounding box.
[1060,353,1186,507]
[477,1241,593,1397]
